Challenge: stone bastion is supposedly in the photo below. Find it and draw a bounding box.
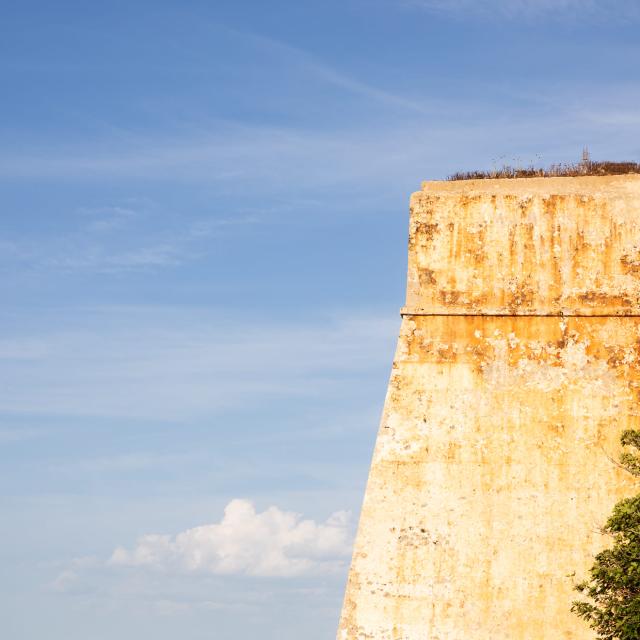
[337,174,640,639]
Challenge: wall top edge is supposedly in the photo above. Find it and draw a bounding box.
[419,173,640,195]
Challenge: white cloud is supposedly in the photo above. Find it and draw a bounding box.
[106,499,353,577]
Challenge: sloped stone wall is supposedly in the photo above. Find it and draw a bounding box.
[338,175,640,639]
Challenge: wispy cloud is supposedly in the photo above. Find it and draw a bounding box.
[2,198,251,275]
[0,237,189,274]
[47,243,185,271]
[227,27,434,116]
[188,214,262,238]
[51,451,201,474]
[1,94,638,188]
[50,557,100,594]
[77,205,138,232]
[0,427,48,444]
[0,306,398,419]
[570,105,640,128]
[406,0,640,21]
[0,123,431,185]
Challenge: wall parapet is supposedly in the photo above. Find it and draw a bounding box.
[407,174,640,316]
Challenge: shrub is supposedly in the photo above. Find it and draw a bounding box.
[571,429,640,640]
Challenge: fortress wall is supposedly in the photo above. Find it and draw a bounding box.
[338,175,640,640]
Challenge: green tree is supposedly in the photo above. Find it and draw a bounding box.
[572,429,640,639]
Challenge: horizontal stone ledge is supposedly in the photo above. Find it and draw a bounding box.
[400,306,640,318]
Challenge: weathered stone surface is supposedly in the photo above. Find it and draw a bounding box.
[406,175,640,316]
[337,175,640,639]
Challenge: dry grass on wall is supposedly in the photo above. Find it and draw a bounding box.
[448,160,640,181]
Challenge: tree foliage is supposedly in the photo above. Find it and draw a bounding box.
[572,429,640,639]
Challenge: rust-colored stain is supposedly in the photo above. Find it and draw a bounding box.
[337,175,640,640]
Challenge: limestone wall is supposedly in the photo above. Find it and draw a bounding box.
[337,175,640,639]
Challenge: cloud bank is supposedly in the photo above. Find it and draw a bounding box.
[108,499,353,577]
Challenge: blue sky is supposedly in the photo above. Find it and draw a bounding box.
[1,1,639,638]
